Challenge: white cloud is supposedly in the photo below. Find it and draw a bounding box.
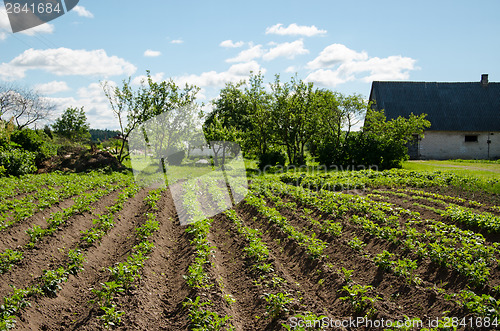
[171,39,183,44]
[0,7,10,32]
[131,72,165,85]
[144,49,161,57]
[19,23,55,36]
[34,81,70,94]
[0,48,137,81]
[0,7,54,36]
[226,40,308,63]
[47,82,119,129]
[226,44,265,63]
[306,43,368,69]
[344,56,417,82]
[175,61,266,88]
[220,40,244,48]
[265,23,327,37]
[285,66,297,73]
[305,43,417,87]
[262,40,309,61]
[305,69,352,87]
[72,5,94,18]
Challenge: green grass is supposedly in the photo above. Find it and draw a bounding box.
[403,160,500,181]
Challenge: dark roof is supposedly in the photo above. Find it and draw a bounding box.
[369,81,500,131]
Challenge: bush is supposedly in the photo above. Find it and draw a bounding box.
[11,129,56,164]
[316,132,408,170]
[258,151,286,170]
[0,149,37,176]
[167,150,185,166]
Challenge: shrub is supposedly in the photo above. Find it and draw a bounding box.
[0,148,37,176]
[258,150,286,170]
[316,132,408,170]
[11,129,56,164]
[167,150,185,166]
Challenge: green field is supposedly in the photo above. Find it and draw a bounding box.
[403,160,500,180]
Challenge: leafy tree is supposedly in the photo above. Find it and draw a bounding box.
[363,109,430,145]
[52,107,90,141]
[313,91,368,159]
[244,72,273,158]
[271,75,318,165]
[203,112,240,167]
[102,71,200,163]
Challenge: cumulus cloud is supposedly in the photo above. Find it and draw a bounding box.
[0,48,137,81]
[305,69,352,87]
[175,61,266,88]
[226,44,265,63]
[0,7,54,36]
[144,49,161,57]
[72,6,94,18]
[47,82,119,129]
[0,7,10,32]
[34,81,70,94]
[171,39,183,44]
[263,40,309,61]
[305,43,417,87]
[226,40,308,63]
[19,23,55,35]
[131,72,165,85]
[285,66,297,73]
[219,40,245,48]
[265,23,327,37]
[306,44,368,69]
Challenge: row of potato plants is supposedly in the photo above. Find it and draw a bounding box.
[371,189,500,234]
[245,189,328,260]
[0,172,80,200]
[0,172,130,231]
[265,177,498,286]
[0,176,132,274]
[257,176,500,318]
[89,186,161,328]
[202,174,300,323]
[254,180,419,317]
[279,168,498,193]
[0,182,140,330]
[181,178,234,330]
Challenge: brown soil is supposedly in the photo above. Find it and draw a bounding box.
[2,182,498,330]
[38,150,125,173]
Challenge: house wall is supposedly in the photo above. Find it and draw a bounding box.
[418,131,500,160]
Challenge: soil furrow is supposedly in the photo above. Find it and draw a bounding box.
[0,189,122,299]
[13,187,151,331]
[117,188,193,330]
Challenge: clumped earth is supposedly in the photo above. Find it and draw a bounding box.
[37,148,125,173]
[0,172,499,330]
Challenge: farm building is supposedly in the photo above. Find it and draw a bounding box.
[368,74,500,160]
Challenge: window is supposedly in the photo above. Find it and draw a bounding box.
[464,135,478,142]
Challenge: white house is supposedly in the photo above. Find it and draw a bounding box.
[369,74,500,160]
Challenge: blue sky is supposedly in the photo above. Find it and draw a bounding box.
[1,0,499,129]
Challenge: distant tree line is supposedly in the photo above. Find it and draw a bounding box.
[89,129,121,142]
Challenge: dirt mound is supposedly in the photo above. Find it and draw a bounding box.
[38,149,125,173]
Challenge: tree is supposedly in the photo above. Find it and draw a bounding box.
[363,109,431,145]
[271,75,319,165]
[102,71,200,163]
[52,107,91,141]
[0,84,54,129]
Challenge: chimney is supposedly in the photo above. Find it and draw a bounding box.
[481,74,488,86]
